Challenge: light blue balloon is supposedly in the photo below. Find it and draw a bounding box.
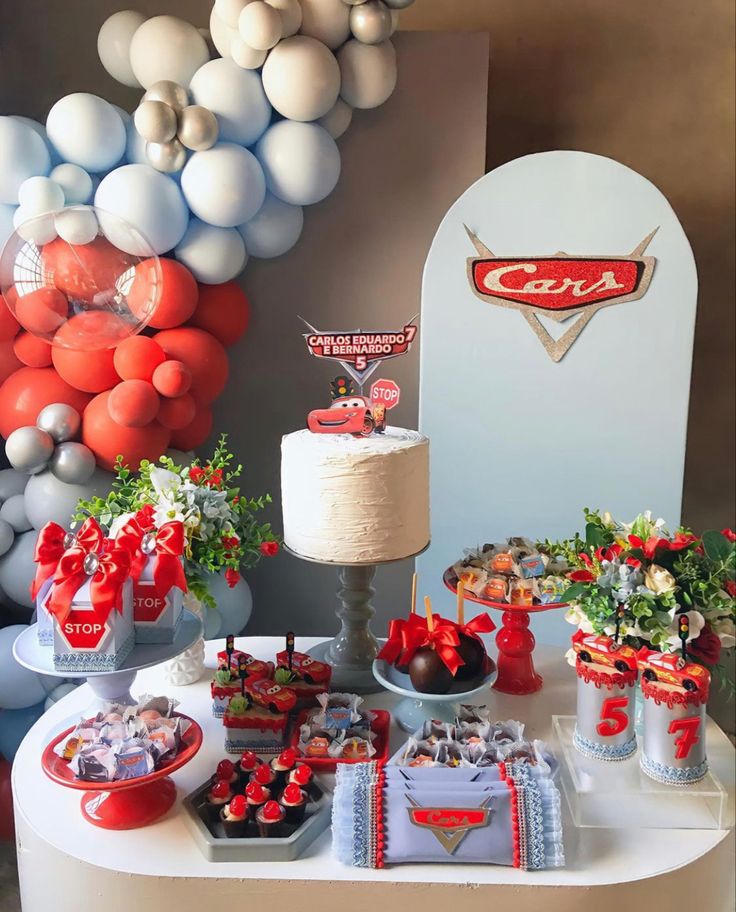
[0,701,45,760]
[0,519,13,557]
[207,573,252,636]
[124,117,149,165]
[181,143,266,228]
[0,495,31,534]
[174,218,247,284]
[238,192,304,259]
[0,204,17,253]
[47,94,126,173]
[189,58,271,147]
[50,163,93,205]
[255,120,340,206]
[0,625,56,710]
[95,164,189,255]
[0,469,29,502]
[0,530,38,609]
[11,116,63,167]
[0,117,51,205]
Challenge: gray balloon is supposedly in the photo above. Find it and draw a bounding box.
[0,495,31,533]
[350,0,393,43]
[134,99,178,143]
[165,448,196,465]
[0,469,29,503]
[146,138,187,173]
[0,519,14,557]
[36,403,81,443]
[49,442,97,485]
[144,80,190,114]
[5,426,55,474]
[177,105,219,152]
[0,530,38,608]
[23,468,113,531]
[383,0,413,7]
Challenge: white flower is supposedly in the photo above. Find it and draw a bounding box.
[564,605,595,633]
[710,617,736,649]
[665,610,705,648]
[108,511,135,537]
[154,495,187,526]
[150,467,181,499]
[644,564,676,595]
[564,647,577,667]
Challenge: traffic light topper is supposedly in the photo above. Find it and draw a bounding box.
[614,604,625,643]
[286,631,295,671]
[238,655,249,699]
[679,613,689,662]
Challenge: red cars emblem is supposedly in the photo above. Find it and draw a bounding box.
[406,796,492,855]
[465,227,657,362]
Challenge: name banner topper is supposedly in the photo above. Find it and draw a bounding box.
[302,319,418,384]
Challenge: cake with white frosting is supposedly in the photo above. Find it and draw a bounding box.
[281,427,430,564]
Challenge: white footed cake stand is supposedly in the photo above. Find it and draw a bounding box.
[285,545,428,694]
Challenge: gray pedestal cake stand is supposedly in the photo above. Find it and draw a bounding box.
[285,544,428,694]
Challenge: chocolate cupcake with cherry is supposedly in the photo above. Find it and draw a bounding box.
[205,779,233,823]
[269,747,300,790]
[220,794,249,837]
[245,780,271,816]
[236,750,261,785]
[256,799,286,837]
[249,762,277,791]
[287,763,314,793]
[279,783,307,825]
[215,758,239,788]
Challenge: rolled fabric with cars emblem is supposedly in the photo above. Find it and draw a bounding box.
[571,631,638,761]
[638,646,710,785]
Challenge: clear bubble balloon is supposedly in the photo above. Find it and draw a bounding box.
[0,205,162,351]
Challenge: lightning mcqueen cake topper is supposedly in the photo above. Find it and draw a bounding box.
[465,225,658,362]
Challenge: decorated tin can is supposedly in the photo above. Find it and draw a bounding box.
[571,632,638,761]
[638,648,710,785]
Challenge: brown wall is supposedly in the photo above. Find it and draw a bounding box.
[400,0,736,533]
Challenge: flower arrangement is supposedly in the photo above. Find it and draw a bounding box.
[74,435,279,610]
[541,510,735,688]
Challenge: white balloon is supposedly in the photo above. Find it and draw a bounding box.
[338,39,397,109]
[230,37,268,69]
[238,192,303,258]
[262,36,341,122]
[0,495,31,533]
[54,207,99,245]
[13,208,58,245]
[239,1,282,50]
[268,0,302,37]
[0,624,56,710]
[49,163,93,204]
[255,120,341,205]
[23,468,113,531]
[0,533,38,609]
[0,469,29,501]
[95,164,189,255]
[97,10,148,88]
[0,519,13,557]
[17,177,65,215]
[181,143,265,228]
[209,7,238,59]
[216,0,252,28]
[174,218,247,284]
[299,0,351,49]
[318,98,353,139]
[46,94,127,173]
[189,58,271,146]
[129,16,210,89]
[0,117,51,205]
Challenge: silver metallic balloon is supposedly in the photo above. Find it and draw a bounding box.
[350,0,393,44]
[146,138,188,173]
[134,99,178,143]
[144,79,190,114]
[177,105,219,151]
[49,442,97,485]
[383,0,414,7]
[35,403,81,443]
[5,426,54,474]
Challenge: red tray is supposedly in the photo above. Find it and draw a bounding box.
[289,708,391,773]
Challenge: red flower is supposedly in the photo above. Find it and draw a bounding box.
[595,543,622,562]
[259,541,279,557]
[221,535,239,550]
[625,556,642,568]
[569,569,595,582]
[688,624,722,666]
[722,528,736,543]
[725,580,736,598]
[206,468,223,488]
[189,466,205,484]
[225,568,240,588]
[135,504,155,530]
[670,532,698,551]
[578,552,593,568]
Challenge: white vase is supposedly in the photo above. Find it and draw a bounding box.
[163,591,206,686]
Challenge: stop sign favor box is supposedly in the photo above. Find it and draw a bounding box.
[132,556,184,644]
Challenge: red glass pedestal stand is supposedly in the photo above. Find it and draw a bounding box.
[41,713,202,830]
[443,569,565,695]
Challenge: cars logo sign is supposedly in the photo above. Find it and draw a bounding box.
[465,227,657,362]
[406,795,492,855]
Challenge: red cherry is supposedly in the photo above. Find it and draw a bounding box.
[262,800,283,821]
[246,782,268,803]
[210,780,231,799]
[291,765,312,786]
[216,759,235,779]
[229,795,247,817]
[282,784,303,804]
[276,748,299,769]
[253,764,273,784]
[239,751,259,770]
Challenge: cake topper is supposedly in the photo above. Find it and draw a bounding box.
[307,374,390,437]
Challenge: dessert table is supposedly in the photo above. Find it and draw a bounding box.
[12,637,735,912]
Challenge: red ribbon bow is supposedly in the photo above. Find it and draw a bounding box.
[49,545,131,626]
[455,612,496,639]
[116,514,187,599]
[31,518,104,601]
[384,613,465,675]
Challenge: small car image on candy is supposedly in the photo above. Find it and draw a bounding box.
[276,650,331,685]
[636,648,709,694]
[217,650,274,681]
[572,632,638,674]
[307,396,386,438]
[244,676,297,714]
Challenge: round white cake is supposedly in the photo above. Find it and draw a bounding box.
[281,427,430,564]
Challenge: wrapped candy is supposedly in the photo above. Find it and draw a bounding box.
[313,692,364,730]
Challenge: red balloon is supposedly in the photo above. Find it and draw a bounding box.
[151,359,192,398]
[0,757,14,842]
[42,236,135,303]
[157,392,196,430]
[52,343,119,393]
[53,310,133,351]
[13,332,53,368]
[0,289,20,341]
[129,258,198,329]
[170,401,213,450]
[0,340,23,385]
[82,391,170,471]
[14,287,68,336]
[154,328,228,404]
[108,379,160,428]
[113,336,166,381]
[187,281,250,347]
[0,367,91,438]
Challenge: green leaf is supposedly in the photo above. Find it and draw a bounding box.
[561,582,587,602]
[703,530,733,563]
[585,522,605,548]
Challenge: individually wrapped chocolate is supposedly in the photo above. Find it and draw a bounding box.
[313,692,363,730]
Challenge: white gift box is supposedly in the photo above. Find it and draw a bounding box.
[35,579,54,648]
[132,555,184,644]
[52,577,135,673]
